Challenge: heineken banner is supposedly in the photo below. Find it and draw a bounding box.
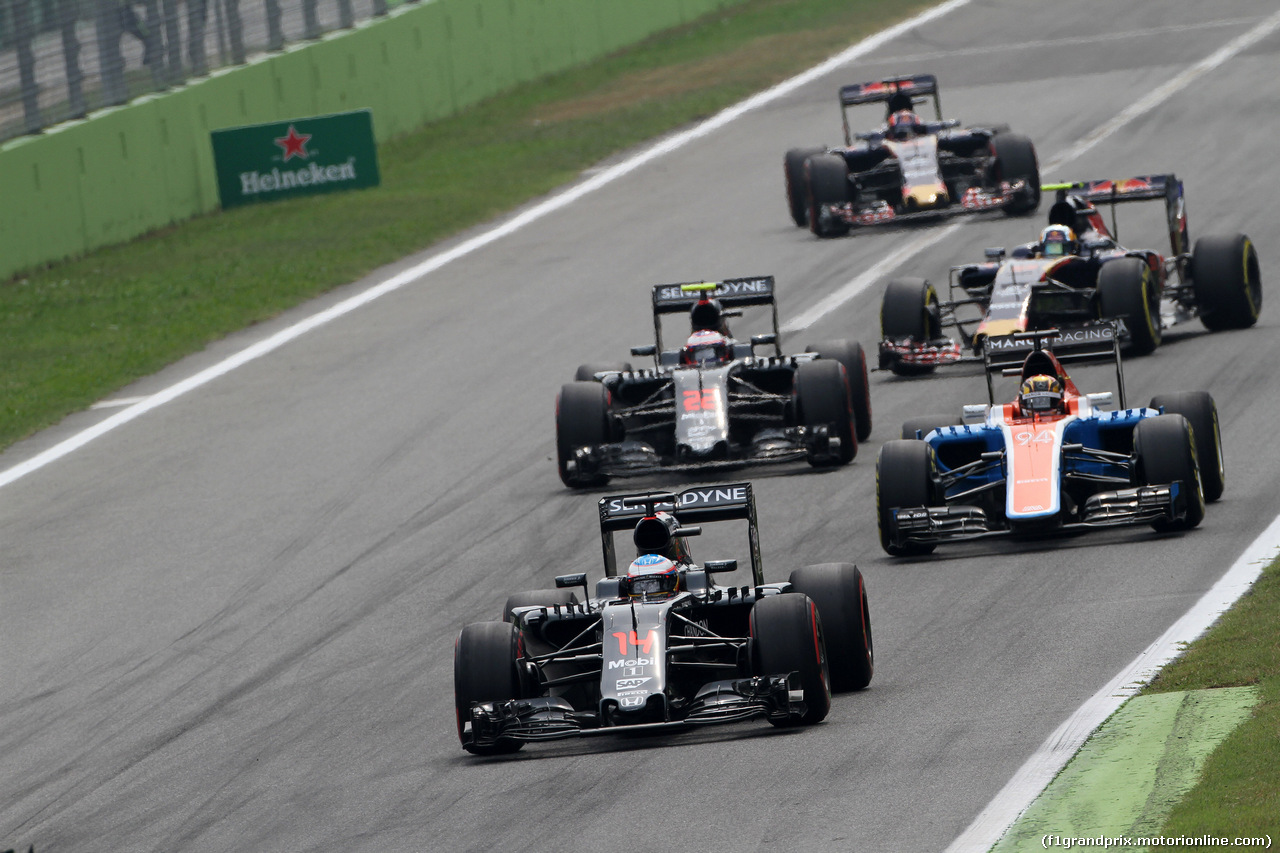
[211,110,380,209]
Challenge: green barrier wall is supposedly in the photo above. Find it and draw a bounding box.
[0,0,746,281]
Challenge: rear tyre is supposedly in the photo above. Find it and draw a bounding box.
[991,133,1040,216]
[877,439,939,556]
[881,278,942,376]
[1192,233,1262,331]
[788,564,873,692]
[1098,257,1161,355]
[556,382,612,488]
[454,621,527,755]
[751,593,831,726]
[785,147,825,226]
[795,359,856,466]
[502,589,580,623]
[900,414,960,440]
[1149,391,1224,502]
[573,362,631,382]
[1134,414,1205,531]
[806,339,873,441]
[805,153,852,238]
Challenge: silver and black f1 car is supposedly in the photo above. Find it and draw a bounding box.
[454,482,874,754]
[555,276,873,487]
[877,323,1223,556]
[783,74,1040,238]
[879,174,1262,375]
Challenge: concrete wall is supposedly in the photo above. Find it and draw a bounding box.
[0,0,747,281]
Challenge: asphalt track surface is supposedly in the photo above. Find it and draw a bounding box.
[2,2,1279,851]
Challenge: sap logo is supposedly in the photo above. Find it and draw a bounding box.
[608,657,655,669]
[619,697,646,708]
[615,677,651,690]
[679,486,747,507]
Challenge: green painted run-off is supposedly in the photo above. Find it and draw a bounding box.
[991,686,1259,851]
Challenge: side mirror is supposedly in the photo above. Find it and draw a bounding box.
[1085,391,1113,409]
[630,344,656,357]
[750,333,776,349]
[962,404,987,423]
[984,247,1006,261]
[704,559,737,574]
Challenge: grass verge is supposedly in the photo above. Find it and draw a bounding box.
[1142,555,1280,837]
[0,0,934,453]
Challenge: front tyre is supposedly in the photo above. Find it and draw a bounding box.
[805,153,852,238]
[556,381,612,488]
[881,278,943,376]
[1098,257,1161,355]
[1134,414,1205,531]
[454,621,527,755]
[877,439,939,556]
[788,564,873,692]
[751,593,831,726]
[1149,392,1224,502]
[795,359,856,466]
[991,133,1040,216]
[1192,233,1262,331]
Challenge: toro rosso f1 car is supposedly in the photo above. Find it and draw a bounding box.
[555,276,873,487]
[877,323,1224,556]
[783,74,1040,238]
[453,482,874,754]
[879,174,1262,375]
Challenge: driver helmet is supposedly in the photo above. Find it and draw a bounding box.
[1018,374,1064,414]
[681,330,733,365]
[886,110,924,141]
[1039,225,1078,258]
[625,553,681,599]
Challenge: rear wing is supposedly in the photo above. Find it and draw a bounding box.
[649,276,780,354]
[982,323,1127,408]
[598,482,764,584]
[839,74,942,144]
[1043,174,1188,268]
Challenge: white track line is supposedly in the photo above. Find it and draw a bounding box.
[945,517,1280,852]
[0,0,975,492]
[782,8,1280,336]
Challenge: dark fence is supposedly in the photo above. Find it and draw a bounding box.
[0,0,397,141]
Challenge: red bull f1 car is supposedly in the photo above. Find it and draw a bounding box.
[453,483,874,754]
[879,174,1262,375]
[877,324,1223,556]
[783,74,1040,238]
[555,276,873,487]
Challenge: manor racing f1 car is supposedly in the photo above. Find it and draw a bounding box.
[783,74,1040,237]
[878,174,1262,375]
[877,324,1224,556]
[555,276,873,487]
[453,483,874,754]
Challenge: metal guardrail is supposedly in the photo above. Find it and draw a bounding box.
[0,0,399,142]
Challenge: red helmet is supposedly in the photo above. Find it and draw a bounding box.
[681,330,732,365]
[887,110,924,140]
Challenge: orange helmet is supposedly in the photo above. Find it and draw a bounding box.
[1019,374,1064,413]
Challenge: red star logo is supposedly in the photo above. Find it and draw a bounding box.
[274,125,312,161]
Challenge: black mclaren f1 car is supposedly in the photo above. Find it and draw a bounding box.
[878,174,1262,375]
[783,73,1040,237]
[454,482,874,754]
[555,276,873,487]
